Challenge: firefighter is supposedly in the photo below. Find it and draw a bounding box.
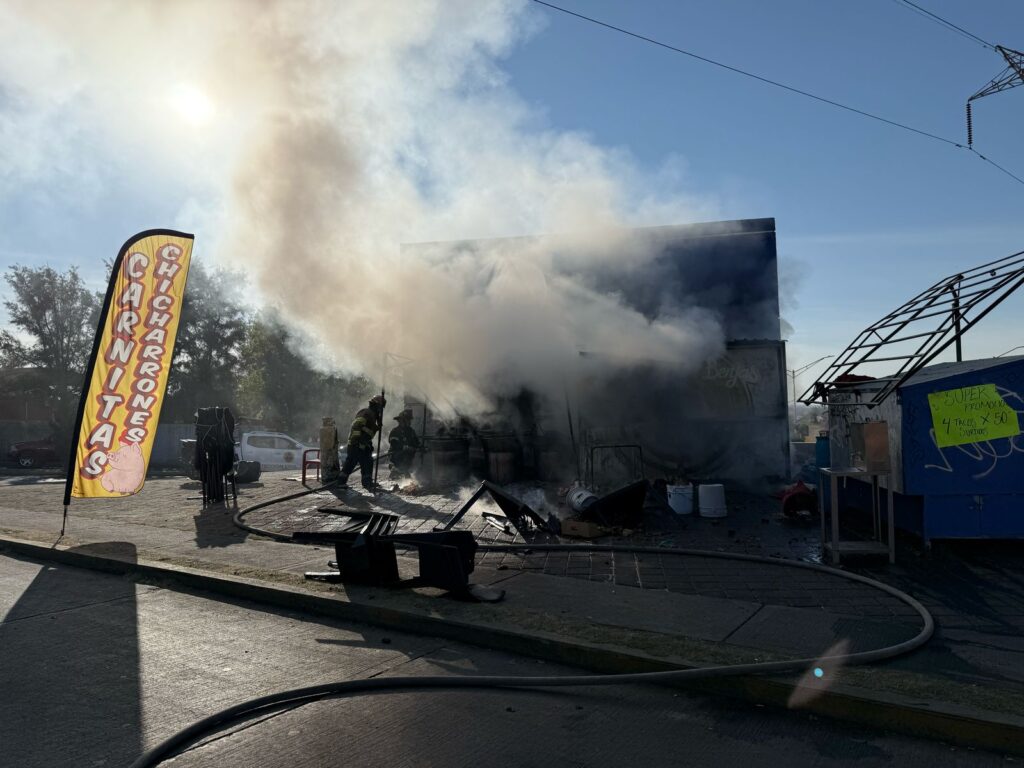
[388,408,420,476]
[339,394,385,490]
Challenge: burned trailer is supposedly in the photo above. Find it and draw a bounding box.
[826,357,1024,545]
[581,339,788,488]
[571,218,789,488]
[403,217,789,489]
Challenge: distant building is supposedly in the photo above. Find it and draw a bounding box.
[0,367,55,422]
[0,367,57,461]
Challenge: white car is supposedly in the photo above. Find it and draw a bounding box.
[236,432,313,470]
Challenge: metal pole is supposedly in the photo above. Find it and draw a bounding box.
[373,387,385,485]
[952,279,963,362]
[789,356,834,439]
[790,356,833,409]
[374,354,386,486]
[420,400,427,470]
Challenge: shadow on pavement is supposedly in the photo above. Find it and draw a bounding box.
[1,476,66,486]
[193,499,249,548]
[0,543,142,768]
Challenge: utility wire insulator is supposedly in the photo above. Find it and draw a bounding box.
[965,46,1024,148]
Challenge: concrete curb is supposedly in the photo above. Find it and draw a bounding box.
[2,533,1021,756]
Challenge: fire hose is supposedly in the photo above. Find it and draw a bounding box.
[129,486,935,768]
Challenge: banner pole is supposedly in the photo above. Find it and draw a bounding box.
[61,240,130,516]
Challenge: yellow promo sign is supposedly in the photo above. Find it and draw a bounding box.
[65,230,194,500]
[927,383,1021,449]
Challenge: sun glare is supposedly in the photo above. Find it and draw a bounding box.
[170,83,214,126]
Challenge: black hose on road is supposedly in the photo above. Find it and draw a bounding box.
[140,485,935,768]
[231,481,339,542]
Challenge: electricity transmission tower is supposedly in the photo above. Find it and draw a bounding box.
[967,45,1024,146]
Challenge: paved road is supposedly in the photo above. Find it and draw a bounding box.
[5,472,1024,703]
[0,552,1011,768]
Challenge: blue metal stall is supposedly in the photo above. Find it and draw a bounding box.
[828,357,1024,545]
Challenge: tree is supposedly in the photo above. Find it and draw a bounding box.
[162,262,249,421]
[236,315,309,431]
[0,265,99,373]
[237,312,375,438]
[0,265,101,461]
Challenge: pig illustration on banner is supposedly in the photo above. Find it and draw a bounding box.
[100,442,146,495]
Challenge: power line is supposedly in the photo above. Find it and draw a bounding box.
[531,0,960,148]
[890,0,995,50]
[529,0,1024,188]
[971,147,1024,186]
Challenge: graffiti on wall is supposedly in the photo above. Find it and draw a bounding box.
[702,350,781,414]
[825,392,858,466]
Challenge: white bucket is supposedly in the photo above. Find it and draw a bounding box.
[667,484,694,516]
[566,486,598,513]
[698,484,728,518]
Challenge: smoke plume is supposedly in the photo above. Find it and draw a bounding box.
[0,0,724,416]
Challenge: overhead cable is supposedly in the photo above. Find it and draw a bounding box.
[890,0,995,50]
[529,0,1023,188]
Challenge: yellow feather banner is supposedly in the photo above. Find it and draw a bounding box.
[64,230,194,502]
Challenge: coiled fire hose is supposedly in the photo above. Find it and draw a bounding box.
[127,484,934,768]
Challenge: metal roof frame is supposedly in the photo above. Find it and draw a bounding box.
[800,249,1024,407]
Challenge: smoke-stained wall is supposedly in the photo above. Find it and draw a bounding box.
[409,218,788,487]
[581,341,788,487]
[575,218,787,487]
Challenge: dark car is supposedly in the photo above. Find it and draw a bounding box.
[7,438,59,468]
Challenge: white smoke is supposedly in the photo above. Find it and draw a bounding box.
[0,0,724,415]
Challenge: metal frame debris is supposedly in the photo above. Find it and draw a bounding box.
[801,249,1024,407]
[585,444,645,489]
[437,480,551,536]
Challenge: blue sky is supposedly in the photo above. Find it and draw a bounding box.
[1,0,1022,398]
[501,0,1024,380]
